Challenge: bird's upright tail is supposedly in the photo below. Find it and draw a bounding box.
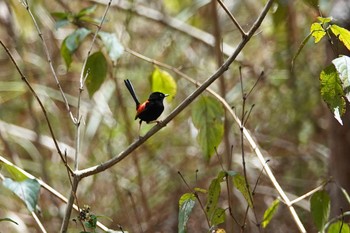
[124,79,140,108]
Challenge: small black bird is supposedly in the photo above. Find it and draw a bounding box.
[124,79,168,129]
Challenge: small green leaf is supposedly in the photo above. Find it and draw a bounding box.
[211,207,226,226]
[217,171,227,182]
[1,163,28,181]
[330,25,350,52]
[84,51,108,98]
[51,12,71,29]
[262,199,280,228]
[332,56,350,102]
[327,221,350,233]
[150,67,177,101]
[311,23,326,43]
[3,178,41,212]
[179,193,195,208]
[320,64,346,125]
[317,16,332,24]
[77,5,97,18]
[0,218,19,225]
[194,187,207,194]
[206,178,221,220]
[61,28,91,69]
[191,96,224,161]
[178,193,196,233]
[310,190,330,232]
[98,32,124,62]
[232,174,253,208]
[85,215,97,229]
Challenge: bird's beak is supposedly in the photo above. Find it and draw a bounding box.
[164,94,169,97]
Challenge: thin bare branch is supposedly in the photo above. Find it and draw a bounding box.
[20,0,76,123]
[217,0,247,36]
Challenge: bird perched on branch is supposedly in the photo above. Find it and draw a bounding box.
[124,79,168,132]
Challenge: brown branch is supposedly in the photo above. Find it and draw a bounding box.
[217,0,247,36]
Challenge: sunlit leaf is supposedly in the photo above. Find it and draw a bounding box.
[232,174,253,208]
[1,163,28,181]
[327,221,350,233]
[151,67,177,101]
[178,193,196,233]
[320,64,346,125]
[311,23,326,43]
[61,28,91,69]
[191,96,224,161]
[330,25,350,52]
[84,51,108,98]
[194,187,207,194]
[98,32,124,62]
[317,16,332,24]
[332,56,350,102]
[211,207,226,226]
[206,178,221,220]
[262,199,280,228]
[310,190,330,232]
[3,178,41,212]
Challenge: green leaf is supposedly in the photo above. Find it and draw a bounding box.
[84,51,108,98]
[211,207,226,226]
[217,171,227,182]
[191,96,224,161]
[51,12,71,29]
[3,178,41,212]
[310,190,330,232]
[327,221,350,233]
[61,28,91,69]
[77,5,97,18]
[311,23,326,43]
[98,32,124,62]
[194,187,207,194]
[206,178,221,220]
[1,163,28,181]
[330,25,350,51]
[150,67,177,102]
[0,218,19,225]
[261,199,280,228]
[320,64,346,125]
[317,16,332,24]
[85,215,97,229]
[178,193,196,233]
[232,174,253,208]
[332,56,350,101]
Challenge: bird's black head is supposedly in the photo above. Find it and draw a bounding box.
[148,92,169,101]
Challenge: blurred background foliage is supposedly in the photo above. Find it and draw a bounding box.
[0,0,340,232]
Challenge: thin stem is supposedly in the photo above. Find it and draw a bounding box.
[20,0,76,123]
[31,211,47,233]
[217,0,247,36]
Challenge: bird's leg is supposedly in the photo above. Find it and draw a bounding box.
[138,120,142,138]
